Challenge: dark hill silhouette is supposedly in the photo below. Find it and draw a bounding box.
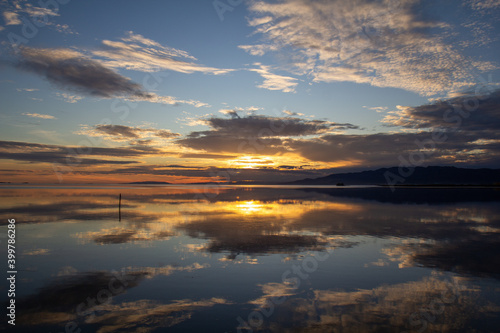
[286,166,500,185]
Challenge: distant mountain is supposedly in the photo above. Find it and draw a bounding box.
[286,166,500,186]
[127,181,171,184]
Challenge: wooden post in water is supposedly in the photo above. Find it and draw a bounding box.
[119,193,122,221]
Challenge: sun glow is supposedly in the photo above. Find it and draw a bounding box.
[235,200,265,214]
[230,156,274,169]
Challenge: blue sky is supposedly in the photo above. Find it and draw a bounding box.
[0,0,499,183]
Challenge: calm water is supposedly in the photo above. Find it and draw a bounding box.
[1,186,500,332]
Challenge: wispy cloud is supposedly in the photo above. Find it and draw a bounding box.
[16,46,150,98]
[249,63,298,93]
[17,88,39,92]
[14,46,209,107]
[0,1,66,32]
[363,106,388,113]
[467,0,500,10]
[0,140,160,165]
[93,31,234,75]
[79,124,181,142]
[2,11,22,25]
[22,113,56,120]
[242,0,497,96]
[56,92,83,103]
[22,5,59,18]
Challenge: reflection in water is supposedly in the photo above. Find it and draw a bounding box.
[248,275,500,333]
[1,186,500,332]
[86,297,231,333]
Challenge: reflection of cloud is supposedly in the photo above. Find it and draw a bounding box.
[124,262,210,279]
[252,276,496,332]
[249,282,297,308]
[15,264,219,332]
[177,200,359,258]
[364,259,389,267]
[386,237,500,279]
[87,298,231,333]
[77,227,176,244]
[17,270,147,325]
[57,266,78,276]
[3,187,500,272]
[22,248,50,256]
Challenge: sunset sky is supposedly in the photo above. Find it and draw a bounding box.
[0,0,499,183]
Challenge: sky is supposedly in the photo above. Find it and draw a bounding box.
[0,0,499,184]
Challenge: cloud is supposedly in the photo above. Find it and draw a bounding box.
[288,129,500,168]
[80,124,181,142]
[1,1,61,29]
[22,113,56,119]
[22,248,50,256]
[283,110,304,116]
[242,0,497,96]
[55,92,83,103]
[22,5,59,18]
[467,0,500,10]
[16,46,151,98]
[17,88,39,92]
[0,151,137,166]
[279,89,500,168]
[179,153,238,159]
[0,140,161,165]
[0,1,79,34]
[382,88,500,132]
[219,109,241,118]
[2,11,21,25]
[177,112,358,154]
[204,114,357,136]
[249,63,299,92]
[93,31,234,75]
[363,106,388,113]
[13,46,209,107]
[54,23,77,35]
[238,43,279,56]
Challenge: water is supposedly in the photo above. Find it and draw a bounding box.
[1,186,500,332]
